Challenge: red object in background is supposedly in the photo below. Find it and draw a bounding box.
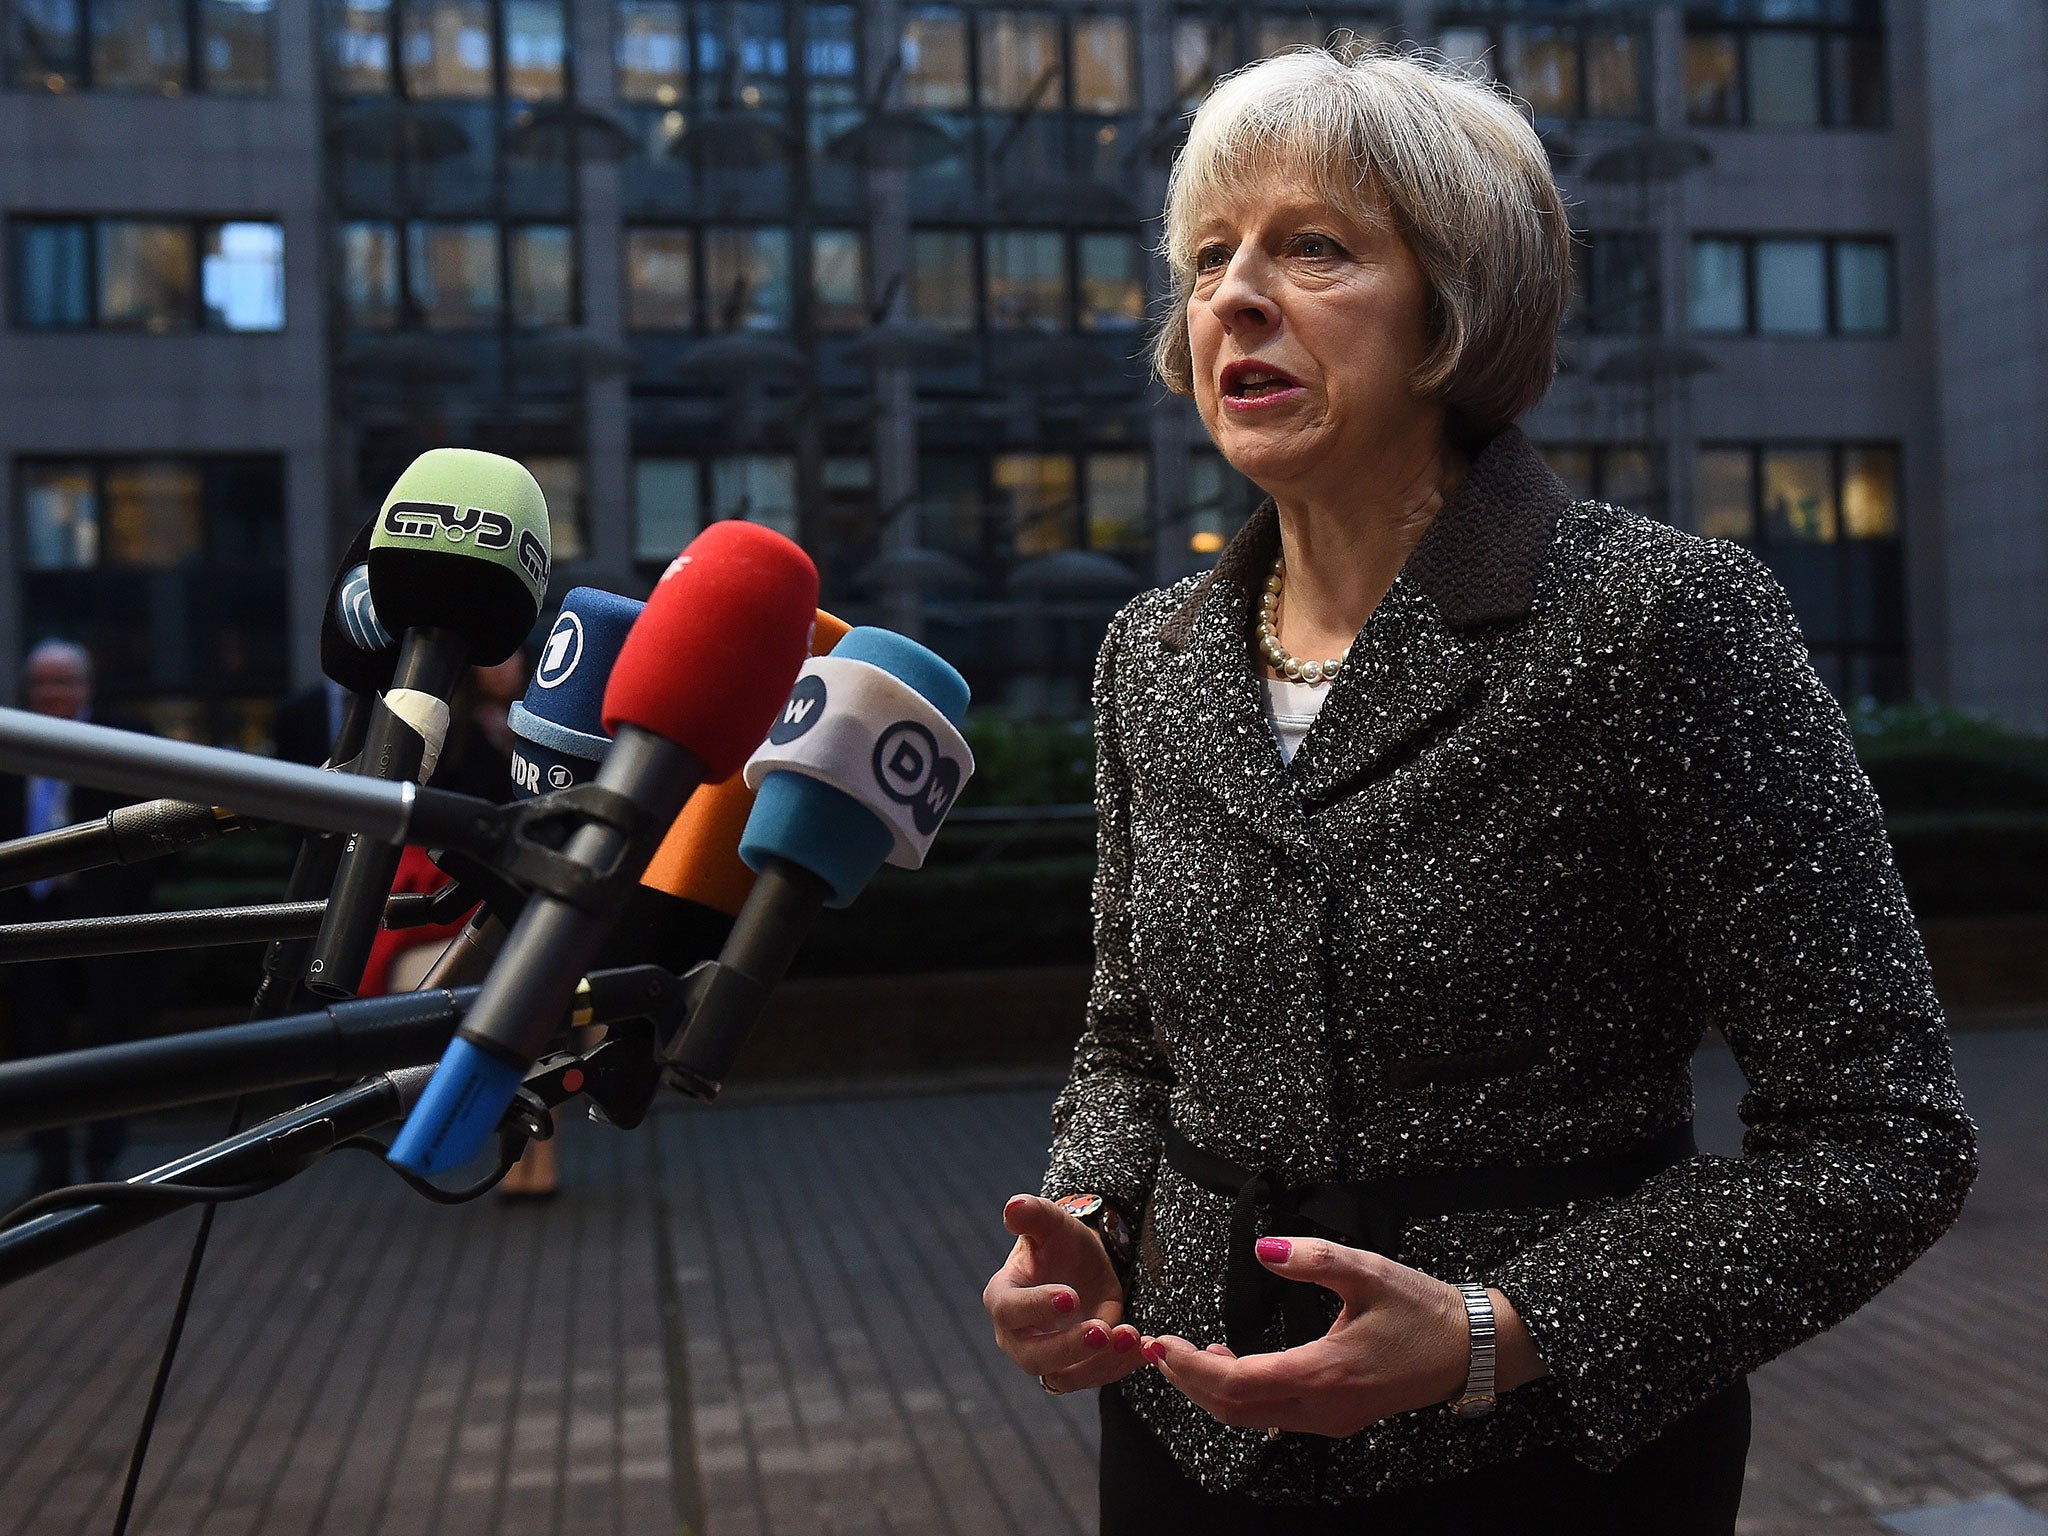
[356,845,479,996]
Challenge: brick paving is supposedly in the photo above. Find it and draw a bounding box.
[0,1022,2042,1536]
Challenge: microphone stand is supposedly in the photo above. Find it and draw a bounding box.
[0,1013,674,1289]
[0,963,683,1137]
[0,885,467,965]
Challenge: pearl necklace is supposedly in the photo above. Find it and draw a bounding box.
[1256,553,1347,686]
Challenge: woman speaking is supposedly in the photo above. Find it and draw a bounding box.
[981,45,1976,1535]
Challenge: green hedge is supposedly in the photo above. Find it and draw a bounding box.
[123,702,2048,1014]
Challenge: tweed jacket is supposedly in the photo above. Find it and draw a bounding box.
[1038,426,1977,1504]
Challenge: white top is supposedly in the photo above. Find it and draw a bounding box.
[1260,676,1332,765]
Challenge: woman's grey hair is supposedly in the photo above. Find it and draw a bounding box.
[1154,45,1574,443]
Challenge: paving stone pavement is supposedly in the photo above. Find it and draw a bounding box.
[0,1023,2042,1536]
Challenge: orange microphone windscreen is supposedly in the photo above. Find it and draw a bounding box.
[635,609,851,918]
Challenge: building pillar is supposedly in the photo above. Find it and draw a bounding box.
[577,0,632,579]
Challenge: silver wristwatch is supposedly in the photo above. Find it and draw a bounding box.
[1448,1282,1498,1420]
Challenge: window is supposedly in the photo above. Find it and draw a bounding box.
[1070,13,1132,114]
[1691,441,1906,697]
[978,10,1059,112]
[401,0,494,97]
[634,456,700,560]
[900,6,968,110]
[1439,16,1642,121]
[406,220,501,328]
[625,227,696,330]
[332,0,396,93]
[501,0,563,100]
[90,0,188,93]
[617,0,685,102]
[912,229,975,330]
[1538,443,1661,512]
[1078,232,1143,332]
[20,463,97,569]
[804,3,859,147]
[810,228,865,331]
[704,227,791,331]
[1573,232,1658,336]
[15,455,290,727]
[1684,6,1886,130]
[201,221,286,332]
[10,217,284,333]
[1185,447,1253,555]
[711,455,799,540]
[1688,235,1894,337]
[201,0,273,92]
[343,220,403,329]
[1085,453,1147,552]
[1173,14,1230,109]
[508,225,574,327]
[522,453,585,560]
[996,452,1076,555]
[985,229,1064,330]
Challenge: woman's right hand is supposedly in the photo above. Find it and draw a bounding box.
[984,1194,1146,1393]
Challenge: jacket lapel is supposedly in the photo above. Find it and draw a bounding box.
[1154,427,1572,820]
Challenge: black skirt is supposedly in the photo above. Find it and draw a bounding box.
[1099,1377,1751,1536]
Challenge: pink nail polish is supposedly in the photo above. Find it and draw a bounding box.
[1256,1237,1292,1262]
[1052,1291,1076,1314]
[1084,1324,1108,1349]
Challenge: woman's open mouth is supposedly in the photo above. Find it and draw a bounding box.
[1220,361,1306,411]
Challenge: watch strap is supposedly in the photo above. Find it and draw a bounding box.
[1449,1282,1498,1419]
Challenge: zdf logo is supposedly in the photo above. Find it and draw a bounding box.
[872,721,962,836]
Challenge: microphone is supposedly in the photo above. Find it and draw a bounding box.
[594,608,853,975]
[509,587,645,799]
[664,627,973,1099]
[303,450,552,999]
[388,520,819,1175]
[415,585,648,989]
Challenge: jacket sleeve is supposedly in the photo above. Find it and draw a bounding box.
[1491,536,1978,1471]
[1039,600,1175,1222]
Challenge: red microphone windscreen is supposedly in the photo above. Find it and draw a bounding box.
[602,521,819,781]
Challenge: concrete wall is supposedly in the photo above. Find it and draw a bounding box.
[1923,0,2048,729]
[0,0,329,701]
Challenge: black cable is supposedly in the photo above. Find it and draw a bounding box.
[0,1176,283,1230]
[333,1130,525,1205]
[110,1095,248,1536]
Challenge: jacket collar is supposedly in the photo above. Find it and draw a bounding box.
[1146,427,1572,824]
[1158,425,1570,649]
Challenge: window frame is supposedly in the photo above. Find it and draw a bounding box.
[1434,11,1650,124]
[340,216,578,332]
[1682,10,1888,131]
[8,213,287,333]
[1687,232,1897,338]
[6,0,277,96]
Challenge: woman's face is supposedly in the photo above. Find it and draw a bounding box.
[1186,175,1441,500]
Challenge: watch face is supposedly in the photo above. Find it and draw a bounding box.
[1450,1395,1498,1420]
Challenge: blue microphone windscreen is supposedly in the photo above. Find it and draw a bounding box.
[739,627,970,908]
[387,1036,526,1178]
[508,587,644,798]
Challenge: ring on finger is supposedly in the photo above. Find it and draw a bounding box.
[1039,1375,1062,1395]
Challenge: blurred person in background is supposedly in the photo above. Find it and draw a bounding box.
[1,640,156,1197]
[982,46,1975,1535]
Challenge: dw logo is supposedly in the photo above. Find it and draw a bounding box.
[534,611,584,689]
[767,675,828,745]
[383,500,514,548]
[871,721,962,836]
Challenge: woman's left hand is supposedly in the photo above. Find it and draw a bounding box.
[1139,1237,1522,1437]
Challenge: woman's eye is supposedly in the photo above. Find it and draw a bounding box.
[1194,245,1230,272]
[1293,233,1339,259]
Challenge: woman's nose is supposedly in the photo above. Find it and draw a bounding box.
[1207,253,1280,332]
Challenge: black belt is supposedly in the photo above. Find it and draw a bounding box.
[1163,1119,1698,1356]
